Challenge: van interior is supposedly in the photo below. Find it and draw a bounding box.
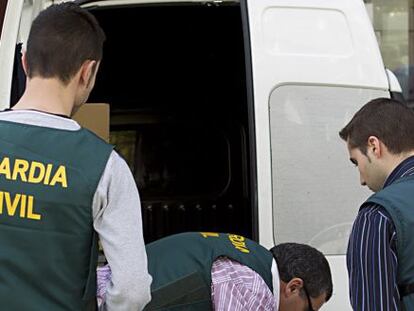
[11,1,257,243]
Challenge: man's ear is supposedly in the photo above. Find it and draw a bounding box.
[21,52,29,76]
[284,278,304,298]
[79,60,97,88]
[367,136,382,158]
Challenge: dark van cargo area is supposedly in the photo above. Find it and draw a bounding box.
[87,3,256,243]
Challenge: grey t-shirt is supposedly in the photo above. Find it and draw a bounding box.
[0,110,152,311]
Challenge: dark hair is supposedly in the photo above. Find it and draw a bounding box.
[270,243,333,301]
[339,98,414,155]
[26,3,105,84]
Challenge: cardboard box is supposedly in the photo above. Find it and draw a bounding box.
[73,103,110,143]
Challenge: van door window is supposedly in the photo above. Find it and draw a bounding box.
[364,0,414,105]
[269,85,388,255]
[0,0,8,38]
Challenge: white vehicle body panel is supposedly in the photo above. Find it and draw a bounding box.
[247,0,388,248]
[246,1,388,309]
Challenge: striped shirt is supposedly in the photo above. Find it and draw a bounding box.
[347,156,414,310]
[211,257,278,310]
[97,265,111,309]
[97,257,279,310]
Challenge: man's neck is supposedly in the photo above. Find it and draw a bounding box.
[13,77,76,117]
[382,152,414,188]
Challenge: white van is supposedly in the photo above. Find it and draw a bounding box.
[0,0,403,309]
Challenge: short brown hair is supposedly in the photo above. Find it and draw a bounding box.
[339,98,414,154]
[26,3,105,84]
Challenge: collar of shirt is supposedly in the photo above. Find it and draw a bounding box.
[271,258,280,310]
[3,108,71,119]
[383,155,414,188]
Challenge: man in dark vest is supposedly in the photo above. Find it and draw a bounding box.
[340,98,414,310]
[0,3,151,310]
[98,232,333,310]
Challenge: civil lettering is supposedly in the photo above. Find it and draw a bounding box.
[200,232,220,238]
[26,195,41,220]
[19,194,26,218]
[235,246,250,253]
[0,190,42,221]
[228,234,250,253]
[4,192,21,216]
[229,235,244,242]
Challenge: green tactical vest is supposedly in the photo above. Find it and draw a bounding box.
[366,175,414,311]
[144,232,274,311]
[0,120,113,311]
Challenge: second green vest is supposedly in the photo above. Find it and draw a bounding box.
[144,232,274,311]
[366,175,414,311]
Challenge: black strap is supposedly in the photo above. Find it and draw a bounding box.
[399,283,414,297]
[3,108,71,119]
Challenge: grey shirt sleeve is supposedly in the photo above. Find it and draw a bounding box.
[92,151,152,311]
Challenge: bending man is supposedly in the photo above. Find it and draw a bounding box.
[98,232,333,310]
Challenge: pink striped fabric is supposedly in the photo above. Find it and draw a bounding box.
[97,265,111,308]
[211,257,276,310]
[97,258,276,310]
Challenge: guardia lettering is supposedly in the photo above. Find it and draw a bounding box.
[0,157,67,188]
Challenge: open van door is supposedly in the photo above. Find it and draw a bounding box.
[243,0,390,309]
[0,0,48,108]
[0,1,8,34]
[0,0,23,107]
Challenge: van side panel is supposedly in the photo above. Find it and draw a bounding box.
[246,0,388,249]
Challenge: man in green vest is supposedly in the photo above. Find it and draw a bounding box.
[98,232,333,310]
[340,98,414,310]
[0,3,151,310]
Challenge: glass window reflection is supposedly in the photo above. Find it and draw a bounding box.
[365,0,414,104]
